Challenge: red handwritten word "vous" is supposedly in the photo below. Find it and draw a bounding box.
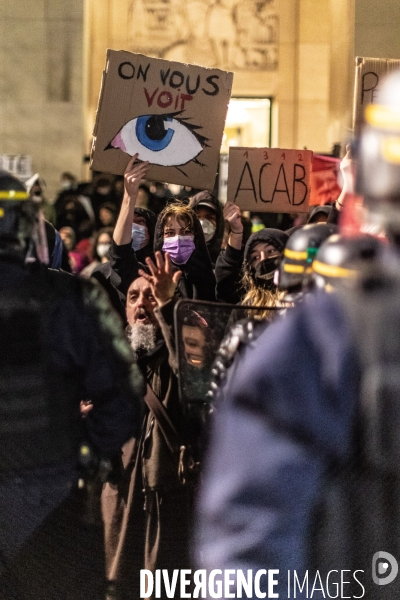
[144,88,193,111]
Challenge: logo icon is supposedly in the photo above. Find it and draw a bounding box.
[372,552,399,586]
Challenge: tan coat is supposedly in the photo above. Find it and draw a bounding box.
[101,300,194,600]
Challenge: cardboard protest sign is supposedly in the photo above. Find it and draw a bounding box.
[90,50,233,190]
[227,147,313,213]
[309,154,342,206]
[353,57,400,134]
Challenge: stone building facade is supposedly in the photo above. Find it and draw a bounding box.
[1,0,399,197]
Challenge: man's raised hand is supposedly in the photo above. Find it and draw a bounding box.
[139,251,182,306]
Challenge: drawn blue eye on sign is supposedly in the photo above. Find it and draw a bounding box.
[108,113,207,167]
[136,115,174,151]
[91,50,233,188]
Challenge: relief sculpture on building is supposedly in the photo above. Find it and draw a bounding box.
[128,0,279,71]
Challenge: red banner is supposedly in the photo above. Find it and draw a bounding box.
[310,155,342,206]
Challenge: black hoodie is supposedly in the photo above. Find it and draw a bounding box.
[189,191,224,266]
[91,207,157,324]
[132,207,157,264]
[153,208,216,301]
[307,205,331,224]
[243,228,288,265]
[215,228,288,304]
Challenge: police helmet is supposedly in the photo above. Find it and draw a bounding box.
[312,233,382,290]
[277,223,338,291]
[0,170,36,252]
[356,71,400,226]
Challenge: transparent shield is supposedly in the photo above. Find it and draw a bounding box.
[174,299,282,417]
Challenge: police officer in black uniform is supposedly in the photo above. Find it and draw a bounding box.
[0,171,143,598]
[196,72,400,600]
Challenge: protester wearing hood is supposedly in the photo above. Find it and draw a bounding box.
[93,156,216,326]
[91,158,157,324]
[307,205,331,224]
[153,200,216,301]
[243,228,288,285]
[189,190,224,267]
[215,200,288,306]
[129,206,155,260]
[240,228,288,316]
[55,194,94,242]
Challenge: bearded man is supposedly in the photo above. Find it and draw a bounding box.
[102,252,194,600]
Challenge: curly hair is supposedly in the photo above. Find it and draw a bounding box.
[240,269,281,321]
[158,201,195,234]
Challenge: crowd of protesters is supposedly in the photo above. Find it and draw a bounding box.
[16,138,377,597]
[4,68,400,600]
[27,163,338,280]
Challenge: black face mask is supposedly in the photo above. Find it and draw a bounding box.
[252,255,281,289]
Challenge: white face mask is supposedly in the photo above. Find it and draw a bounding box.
[97,242,111,258]
[131,223,148,251]
[32,191,43,202]
[199,218,216,243]
[60,181,72,190]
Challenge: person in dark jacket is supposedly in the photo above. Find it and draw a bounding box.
[153,200,216,302]
[102,252,197,600]
[196,71,400,600]
[55,193,94,242]
[91,158,157,324]
[91,206,157,322]
[100,155,216,314]
[215,199,288,309]
[43,218,71,271]
[0,170,143,599]
[195,291,360,599]
[131,206,157,265]
[240,227,288,310]
[189,190,224,267]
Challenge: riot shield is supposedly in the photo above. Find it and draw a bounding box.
[174,299,283,417]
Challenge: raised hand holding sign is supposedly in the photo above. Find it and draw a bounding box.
[91,50,233,190]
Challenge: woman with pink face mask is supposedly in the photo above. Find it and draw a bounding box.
[114,153,215,301]
[91,156,216,328]
[153,201,216,301]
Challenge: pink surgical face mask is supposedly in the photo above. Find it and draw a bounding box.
[162,235,195,265]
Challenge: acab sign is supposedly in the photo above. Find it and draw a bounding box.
[228,147,313,213]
